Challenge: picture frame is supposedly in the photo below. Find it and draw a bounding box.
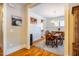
[30,17,37,24]
[11,16,22,26]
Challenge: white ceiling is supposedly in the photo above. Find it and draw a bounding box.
[30,3,65,18]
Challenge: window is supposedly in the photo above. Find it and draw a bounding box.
[50,17,64,27]
[60,20,64,26]
[51,19,59,26]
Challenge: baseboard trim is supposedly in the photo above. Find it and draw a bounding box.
[32,38,44,46]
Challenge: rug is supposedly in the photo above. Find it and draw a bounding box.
[34,40,64,55]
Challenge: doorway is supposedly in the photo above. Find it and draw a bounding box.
[28,3,65,56]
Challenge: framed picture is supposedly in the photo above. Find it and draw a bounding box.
[11,16,22,26]
[30,17,37,24]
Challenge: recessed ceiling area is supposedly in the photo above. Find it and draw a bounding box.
[30,3,65,18]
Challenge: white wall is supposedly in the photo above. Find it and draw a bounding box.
[3,3,27,55]
[29,11,45,41]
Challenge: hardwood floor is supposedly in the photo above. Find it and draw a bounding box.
[7,46,59,56]
[0,48,3,56]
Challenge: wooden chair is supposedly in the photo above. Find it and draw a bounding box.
[51,35,56,47]
[55,32,64,46]
[45,33,51,46]
[45,30,50,45]
[45,31,56,47]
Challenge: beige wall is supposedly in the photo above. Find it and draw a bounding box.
[3,3,29,55]
[64,4,70,55]
[0,4,3,48]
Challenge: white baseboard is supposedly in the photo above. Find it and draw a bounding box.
[23,44,30,49]
[4,44,25,56]
[33,36,41,42]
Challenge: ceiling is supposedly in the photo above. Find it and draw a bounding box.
[30,3,65,18]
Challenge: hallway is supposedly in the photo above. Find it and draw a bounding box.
[29,3,64,56]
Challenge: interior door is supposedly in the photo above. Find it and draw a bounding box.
[72,6,79,56]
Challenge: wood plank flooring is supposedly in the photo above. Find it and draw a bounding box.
[7,46,59,56]
[0,48,3,56]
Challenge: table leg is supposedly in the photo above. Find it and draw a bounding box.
[56,38,58,47]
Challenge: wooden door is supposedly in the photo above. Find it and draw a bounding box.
[72,6,79,56]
